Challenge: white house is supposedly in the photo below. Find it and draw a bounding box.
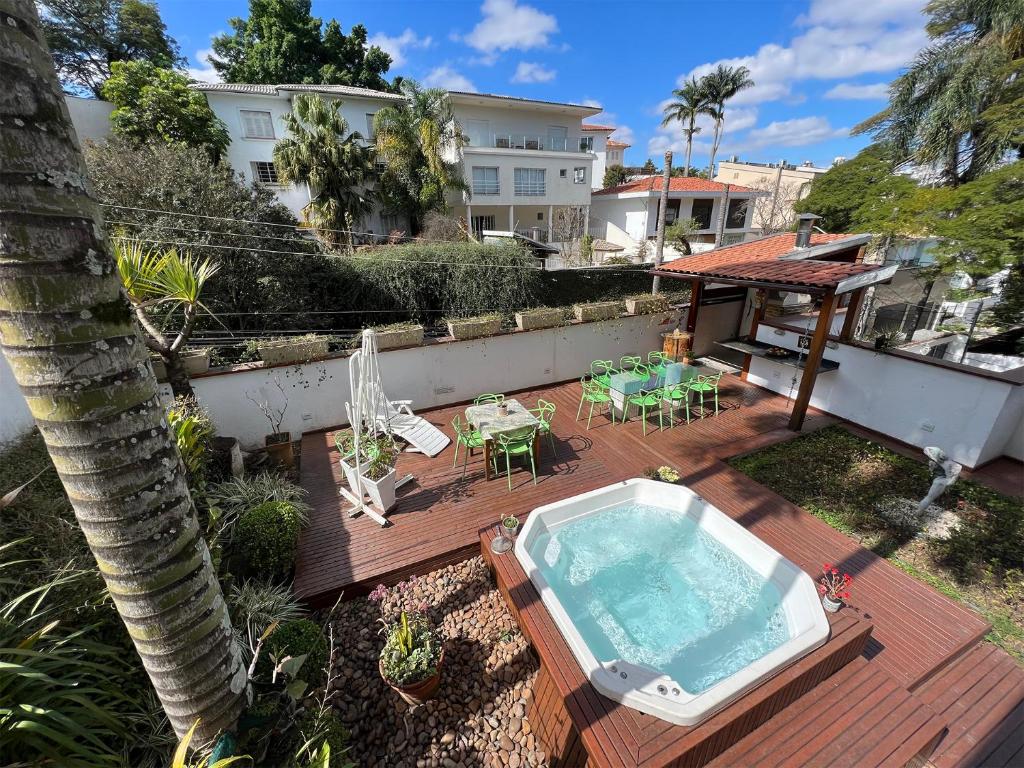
[579,123,629,190]
[589,177,761,251]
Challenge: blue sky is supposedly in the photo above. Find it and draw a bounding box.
[165,0,930,170]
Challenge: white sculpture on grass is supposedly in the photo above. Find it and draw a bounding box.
[917,446,963,513]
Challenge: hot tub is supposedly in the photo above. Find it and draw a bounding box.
[514,479,830,726]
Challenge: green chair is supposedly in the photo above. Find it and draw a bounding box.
[619,354,642,372]
[451,414,485,478]
[529,400,557,456]
[621,388,665,435]
[590,360,617,388]
[474,393,504,405]
[687,372,723,417]
[576,377,612,429]
[662,383,692,427]
[631,362,652,380]
[491,426,538,491]
[648,351,672,377]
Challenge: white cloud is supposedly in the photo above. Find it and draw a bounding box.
[424,65,477,92]
[368,29,433,68]
[611,125,635,146]
[464,0,558,53]
[746,116,848,148]
[186,46,220,83]
[824,81,890,100]
[511,61,556,83]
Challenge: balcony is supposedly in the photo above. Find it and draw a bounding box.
[465,133,590,153]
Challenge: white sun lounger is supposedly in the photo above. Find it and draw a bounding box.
[374,399,451,458]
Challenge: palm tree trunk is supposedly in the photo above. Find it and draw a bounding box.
[708,118,724,178]
[0,0,245,742]
[684,119,694,177]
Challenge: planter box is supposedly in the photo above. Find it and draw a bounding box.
[447,317,502,341]
[182,348,211,375]
[625,295,669,316]
[515,308,563,332]
[257,337,329,365]
[374,325,424,351]
[573,301,621,323]
[362,466,397,512]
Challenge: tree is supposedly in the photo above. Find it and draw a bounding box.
[661,76,713,177]
[273,93,376,251]
[671,166,708,179]
[41,0,183,97]
[854,0,1024,184]
[665,218,701,255]
[0,0,244,742]
[210,0,393,90]
[640,158,657,174]
[101,61,230,159]
[374,80,468,234]
[741,176,807,234]
[699,64,754,177]
[603,164,629,188]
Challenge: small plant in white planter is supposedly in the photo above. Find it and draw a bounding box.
[358,434,400,512]
[818,562,853,613]
[502,515,520,538]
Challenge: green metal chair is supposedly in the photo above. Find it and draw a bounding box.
[687,372,723,417]
[491,426,538,491]
[590,360,617,388]
[529,400,557,456]
[662,383,692,427]
[473,393,505,405]
[648,351,672,377]
[619,354,642,372]
[451,414,485,478]
[621,387,665,435]
[631,362,652,380]
[576,377,612,429]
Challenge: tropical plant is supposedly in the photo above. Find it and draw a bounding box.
[273,93,376,251]
[115,239,221,397]
[1,0,245,742]
[603,164,629,188]
[233,501,305,579]
[100,61,230,159]
[167,396,215,484]
[207,471,309,540]
[661,76,714,177]
[228,580,306,653]
[699,64,755,177]
[640,159,657,175]
[369,581,441,687]
[41,0,183,97]
[172,719,249,768]
[209,0,393,90]
[665,218,701,255]
[373,80,469,234]
[259,618,328,683]
[854,0,1024,184]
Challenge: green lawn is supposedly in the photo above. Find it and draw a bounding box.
[729,425,1024,662]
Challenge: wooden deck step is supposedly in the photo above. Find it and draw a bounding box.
[707,657,946,768]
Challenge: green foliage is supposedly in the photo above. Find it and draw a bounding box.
[274,94,376,250]
[379,612,441,687]
[661,76,713,174]
[208,472,308,542]
[580,234,594,261]
[929,484,1024,576]
[167,397,215,484]
[42,0,183,97]
[640,159,657,174]
[233,501,304,579]
[101,62,230,159]
[209,0,393,90]
[259,619,327,682]
[697,64,754,175]
[991,262,1024,327]
[603,164,629,188]
[665,218,700,255]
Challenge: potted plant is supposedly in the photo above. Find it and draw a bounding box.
[643,466,681,483]
[358,434,400,512]
[625,294,669,316]
[573,301,621,323]
[181,347,212,375]
[514,307,563,331]
[370,580,444,706]
[446,313,503,340]
[246,378,293,467]
[501,514,520,538]
[818,563,853,613]
[372,322,425,351]
[257,334,330,365]
[870,325,905,352]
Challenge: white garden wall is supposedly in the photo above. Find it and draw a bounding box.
[190,313,676,449]
[746,325,1023,468]
[0,353,35,445]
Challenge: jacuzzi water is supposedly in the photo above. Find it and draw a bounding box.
[514,479,830,725]
[529,501,791,694]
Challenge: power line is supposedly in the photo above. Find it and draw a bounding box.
[105,220,322,248]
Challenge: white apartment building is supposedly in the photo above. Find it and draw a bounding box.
[714,158,832,233]
[579,124,629,190]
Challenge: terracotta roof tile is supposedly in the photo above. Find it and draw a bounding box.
[606,139,630,148]
[581,124,617,132]
[594,176,755,195]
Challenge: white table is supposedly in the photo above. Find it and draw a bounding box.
[465,398,541,480]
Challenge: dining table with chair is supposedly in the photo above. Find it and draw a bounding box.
[464,397,542,482]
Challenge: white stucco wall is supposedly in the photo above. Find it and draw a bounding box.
[460,147,594,207]
[0,353,35,445]
[745,325,1022,467]
[190,312,676,448]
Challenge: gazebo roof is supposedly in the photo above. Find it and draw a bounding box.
[655,232,896,294]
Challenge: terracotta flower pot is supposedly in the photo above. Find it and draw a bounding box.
[265,432,294,467]
[380,646,445,706]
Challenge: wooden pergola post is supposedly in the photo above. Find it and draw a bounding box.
[788,290,839,431]
[840,287,866,341]
[686,278,703,333]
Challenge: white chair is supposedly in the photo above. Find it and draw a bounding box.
[374,398,451,458]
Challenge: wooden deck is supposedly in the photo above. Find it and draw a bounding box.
[294,374,1023,766]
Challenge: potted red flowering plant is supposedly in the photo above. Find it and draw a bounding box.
[818,563,853,613]
[369,579,444,705]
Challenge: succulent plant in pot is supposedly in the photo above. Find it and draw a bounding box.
[369,580,443,705]
[501,514,520,537]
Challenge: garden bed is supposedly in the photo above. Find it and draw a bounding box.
[729,425,1024,662]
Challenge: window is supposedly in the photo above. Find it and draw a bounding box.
[472,166,499,195]
[250,161,280,184]
[559,168,567,178]
[579,136,593,152]
[240,110,275,139]
[365,113,376,141]
[691,198,714,229]
[573,167,586,184]
[727,198,748,228]
[472,215,495,237]
[515,168,545,195]
[722,233,745,246]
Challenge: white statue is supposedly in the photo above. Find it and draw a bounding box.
[917,447,962,513]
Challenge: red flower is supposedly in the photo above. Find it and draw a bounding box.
[844,574,852,583]
[823,563,832,572]
[831,568,839,575]
[817,584,826,595]
[843,592,851,599]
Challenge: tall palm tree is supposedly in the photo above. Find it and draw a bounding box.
[274,93,376,251]
[373,80,469,234]
[700,64,755,178]
[854,0,1024,184]
[661,77,713,177]
[0,0,245,743]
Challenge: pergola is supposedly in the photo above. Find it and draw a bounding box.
[653,220,898,431]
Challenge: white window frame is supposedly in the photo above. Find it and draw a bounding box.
[579,136,594,152]
[472,166,500,195]
[573,167,586,184]
[250,161,280,185]
[365,113,376,142]
[514,168,545,196]
[240,109,275,140]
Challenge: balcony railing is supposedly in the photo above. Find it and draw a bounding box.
[472,180,500,195]
[465,134,589,153]
[514,181,546,196]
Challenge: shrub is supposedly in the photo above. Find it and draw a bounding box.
[260,618,327,683]
[207,472,308,540]
[167,396,215,485]
[233,501,303,579]
[929,487,1024,576]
